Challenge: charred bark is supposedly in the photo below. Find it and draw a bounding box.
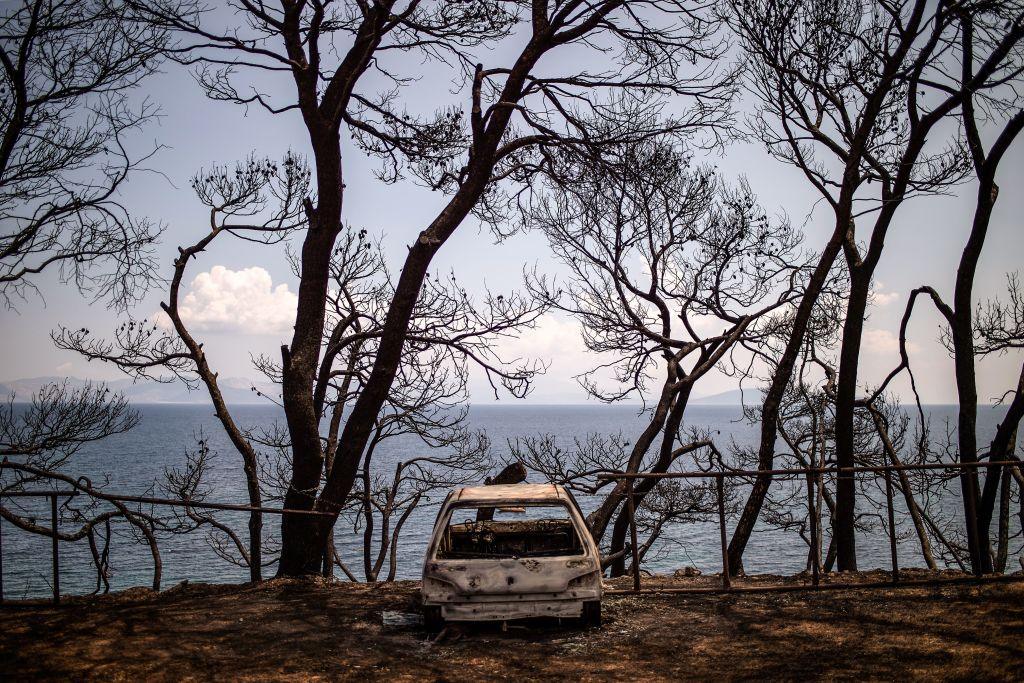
[727,230,844,573]
[606,386,692,576]
[978,364,1024,542]
[476,461,528,522]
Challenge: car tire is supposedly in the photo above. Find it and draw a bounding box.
[423,606,445,633]
[581,600,601,627]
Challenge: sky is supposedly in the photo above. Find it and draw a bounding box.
[2,16,1023,406]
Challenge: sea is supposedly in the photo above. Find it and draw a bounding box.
[1,404,1018,599]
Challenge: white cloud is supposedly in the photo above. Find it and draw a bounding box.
[55,361,73,374]
[497,314,589,366]
[687,314,731,337]
[862,329,899,354]
[176,266,297,335]
[152,309,174,331]
[871,281,899,307]
[471,314,594,401]
[862,328,919,355]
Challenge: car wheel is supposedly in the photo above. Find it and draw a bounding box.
[581,600,601,627]
[423,606,445,633]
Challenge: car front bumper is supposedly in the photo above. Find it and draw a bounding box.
[440,598,588,621]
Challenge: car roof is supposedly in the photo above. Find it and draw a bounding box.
[452,483,567,503]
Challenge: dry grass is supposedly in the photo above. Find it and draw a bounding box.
[2,572,1023,681]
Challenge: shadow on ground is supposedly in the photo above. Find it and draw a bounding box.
[2,573,1023,681]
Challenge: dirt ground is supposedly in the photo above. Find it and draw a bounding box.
[2,571,1023,681]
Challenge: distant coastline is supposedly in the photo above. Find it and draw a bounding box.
[1,377,1004,407]
[0,375,272,405]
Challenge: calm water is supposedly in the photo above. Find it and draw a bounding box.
[1,404,1017,598]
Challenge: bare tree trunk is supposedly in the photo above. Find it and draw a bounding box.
[891,463,938,571]
[476,461,528,522]
[386,497,419,582]
[867,406,937,569]
[953,72,1024,574]
[587,381,677,542]
[727,230,845,574]
[275,40,552,576]
[362,462,374,581]
[823,535,836,573]
[832,265,874,571]
[164,242,265,581]
[979,363,1024,538]
[607,386,692,576]
[321,533,336,578]
[948,178,1001,574]
[726,0,956,577]
[369,514,391,583]
[331,547,358,582]
[279,127,347,576]
[995,468,1011,573]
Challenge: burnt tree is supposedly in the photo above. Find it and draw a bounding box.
[0,0,174,308]
[521,135,807,575]
[126,0,734,575]
[726,0,1024,573]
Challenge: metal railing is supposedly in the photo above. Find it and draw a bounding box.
[0,488,333,605]
[0,490,77,605]
[598,459,1024,595]
[3,460,1021,604]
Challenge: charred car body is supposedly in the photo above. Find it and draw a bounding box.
[421,483,603,629]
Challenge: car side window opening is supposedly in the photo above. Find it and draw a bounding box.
[437,503,585,559]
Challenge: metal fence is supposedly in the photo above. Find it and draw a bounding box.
[0,489,331,605]
[599,459,1024,595]
[0,490,76,605]
[2,460,1022,605]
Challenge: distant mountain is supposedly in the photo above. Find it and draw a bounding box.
[691,388,764,405]
[0,376,278,405]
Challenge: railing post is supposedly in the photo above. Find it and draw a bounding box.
[883,458,899,584]
[626,478,641,593]
[51,493,60,605]
[1,496,4,605]
[717,473,731,590]
[805,471,819,587]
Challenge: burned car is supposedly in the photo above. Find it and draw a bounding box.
[421,483,603,629]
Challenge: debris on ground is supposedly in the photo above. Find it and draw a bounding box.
[381,611,423,631]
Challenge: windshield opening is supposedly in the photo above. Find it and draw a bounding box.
[436,503,584,559]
